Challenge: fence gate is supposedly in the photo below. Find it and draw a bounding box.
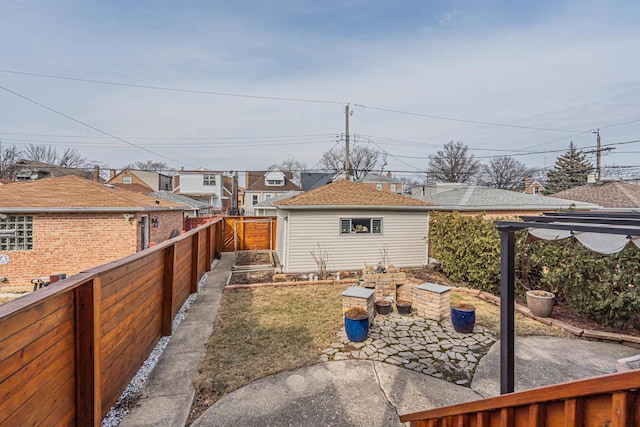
[223,217,276,252]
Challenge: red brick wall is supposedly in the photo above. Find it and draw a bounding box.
[148,211,184,245]
[0,211,184,288]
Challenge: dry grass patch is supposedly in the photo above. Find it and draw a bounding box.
[450,291,568,337]
[0,296,16,305]
[189,283,345,423]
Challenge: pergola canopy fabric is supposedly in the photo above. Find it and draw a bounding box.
[527,226,640,254]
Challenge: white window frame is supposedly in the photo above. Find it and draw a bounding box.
[376,183,382,190]
[122,176,132,184]
[390,184,396,192]
[266,179,284,186]
[203,174,216,186]
[340,218,382,235]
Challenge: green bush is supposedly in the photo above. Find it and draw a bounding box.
[429,211,640,329]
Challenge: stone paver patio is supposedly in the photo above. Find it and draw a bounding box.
[319,311,496,386]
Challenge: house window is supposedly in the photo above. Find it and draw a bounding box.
[0,216,33,251]
[534,187,539,195]
[265,194,272,201]
[340,218,382,235]
[252,195,259,205]
[390,184,396,192]
[203,174,216,186]
[122,176,132,184]
[266,179,284,186]
[376,183,382,190]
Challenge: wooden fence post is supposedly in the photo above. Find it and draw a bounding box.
[75,278,102,426]
[206,224,212,266]
[162,244,176,336]
[191,232,200,293]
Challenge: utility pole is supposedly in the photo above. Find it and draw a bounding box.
[344,103,351,179]
[594,129,601,180]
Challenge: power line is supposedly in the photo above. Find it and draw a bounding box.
[0,131,336,140]
[0,84,198,168]
[0,68,342,105]
[354,104,588,133]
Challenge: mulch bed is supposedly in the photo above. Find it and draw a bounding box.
[234,251,271,266]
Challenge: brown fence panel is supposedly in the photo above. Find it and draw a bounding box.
[99,250,165,412]
[0,218,223,426]
[222,217,276,251]
[0,291,77,426]
[172,237,192,318]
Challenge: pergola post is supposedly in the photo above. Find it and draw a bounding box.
[499,229,515,394]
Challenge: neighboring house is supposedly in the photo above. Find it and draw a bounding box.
[357,172,404,194]
[253,191,303,216]
[0,175,186,290]
[0,179,14,185]
[524,177,546,196]
[13,159,97,181]
[245,166,301,216]
[108,168,173,192]
[410,183,465,198]
[551,179,640,208]
[412,184,598,217]
[300,171,335,191]
[149,190,213,217]
[273,179,432,273]
[173,168,233,211]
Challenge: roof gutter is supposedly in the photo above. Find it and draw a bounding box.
[272,204,432,211]
[426,204,598,211]
[0,206,187,214]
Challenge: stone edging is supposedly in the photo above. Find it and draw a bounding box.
[450,285,640,349]
[225,278,359,290]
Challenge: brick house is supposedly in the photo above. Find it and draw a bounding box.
[0,175,186,290]
[245,166,301,216]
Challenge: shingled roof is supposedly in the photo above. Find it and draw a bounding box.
[274,179,432,209]
[0,175,185,212]
[552,181,640,208]
[245,169,301,192]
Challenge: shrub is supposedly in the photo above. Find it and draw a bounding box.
[429,211,640,329]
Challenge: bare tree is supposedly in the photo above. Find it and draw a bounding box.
[479,156,534,190]
[319,145,382,179]
[310,243,329,280]
[0,142,21,179]
[123,160,172,172]
[23,144,90,169]
[428,141,480,183]
[277,155,306,184]
[278,155,306,173]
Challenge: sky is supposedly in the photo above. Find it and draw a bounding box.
[1,0,640,182]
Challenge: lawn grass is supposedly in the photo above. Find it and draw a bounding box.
[450,291,568,337]
[189,283,345,422]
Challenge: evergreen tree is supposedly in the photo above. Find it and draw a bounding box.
[546,142,593,194]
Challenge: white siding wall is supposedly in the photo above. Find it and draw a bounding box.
[178,173,222,208]
[283,209,429,273]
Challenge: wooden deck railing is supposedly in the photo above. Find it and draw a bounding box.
[0,219,223,426]
[400,369,640,426]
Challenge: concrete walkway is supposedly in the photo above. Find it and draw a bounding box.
[192,360,481,427]
[119,253,234,427]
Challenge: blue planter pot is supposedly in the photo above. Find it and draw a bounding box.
[344,315,369,342]
[451,304,475,333]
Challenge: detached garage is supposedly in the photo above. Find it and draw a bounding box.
[273,179,432,273]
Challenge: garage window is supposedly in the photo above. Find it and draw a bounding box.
[340,218,382,235]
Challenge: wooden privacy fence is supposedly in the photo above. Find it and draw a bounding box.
[400,369,640,426]
[222,216,276,252]
[0,219,223,426]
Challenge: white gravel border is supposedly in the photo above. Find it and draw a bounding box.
[101,259,218,427]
